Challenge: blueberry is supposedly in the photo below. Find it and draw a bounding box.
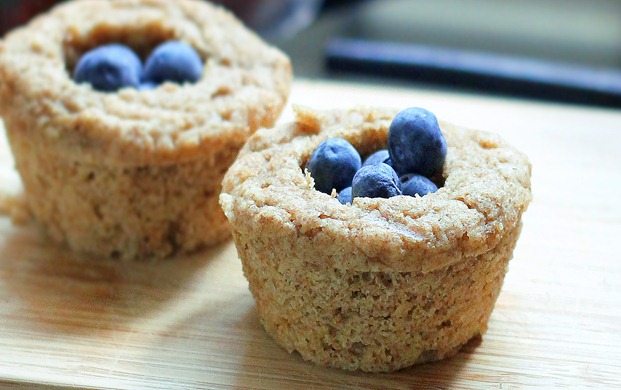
[138,81,158,91]
[363,149,392,167]
[143,41,203,84]
[400,173,438,197]
[352,163,402,199]
[73,44,142,92]
[307,138,361,194]
[388,107,447,177]
[337,187,353,204]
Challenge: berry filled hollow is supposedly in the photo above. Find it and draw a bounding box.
[220,106,532,372]
[72,40,205,92]
[306,107,447,204]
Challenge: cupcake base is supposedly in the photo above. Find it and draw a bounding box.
[234,222,520,372]
[9,132,237,260]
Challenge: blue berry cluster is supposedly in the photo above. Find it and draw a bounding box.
[73,41,203,92]
[307,107,446,204]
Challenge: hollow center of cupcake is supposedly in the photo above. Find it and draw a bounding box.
[306,107,447,205]
[72,40,203,92]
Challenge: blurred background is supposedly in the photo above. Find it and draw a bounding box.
[2,0,621,107]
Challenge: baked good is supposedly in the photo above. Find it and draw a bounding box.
[0,0,291,259]
[220,106,531,372]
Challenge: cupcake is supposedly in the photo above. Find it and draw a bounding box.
[0,0,291,259]
[220,106,531,372]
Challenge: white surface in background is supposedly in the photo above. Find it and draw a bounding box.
[0,121,22,197]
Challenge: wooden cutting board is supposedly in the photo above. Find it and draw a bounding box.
[1,80,620,389]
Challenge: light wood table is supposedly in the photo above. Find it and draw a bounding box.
[1,80,620,389]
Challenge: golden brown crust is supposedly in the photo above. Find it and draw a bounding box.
[221,106,532,272]
[0,0,291,166]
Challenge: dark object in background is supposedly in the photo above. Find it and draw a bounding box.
[0,0,60,35]
[322,0,621,107]
[326,39,621,108]
[275,0,621,108]
[348,0,621,69]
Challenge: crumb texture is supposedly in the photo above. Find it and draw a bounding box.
[236,224,521,372]
[10,133,234,259]
[0,0,291,259]
[220,106,531,371]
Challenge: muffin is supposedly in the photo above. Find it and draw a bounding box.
[0,0,291,259]
[220,106,531,372]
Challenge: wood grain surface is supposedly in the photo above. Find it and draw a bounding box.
[0,80,620,389]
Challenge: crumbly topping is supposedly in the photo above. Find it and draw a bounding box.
[0,0,291,166]
[221,107,532,272]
